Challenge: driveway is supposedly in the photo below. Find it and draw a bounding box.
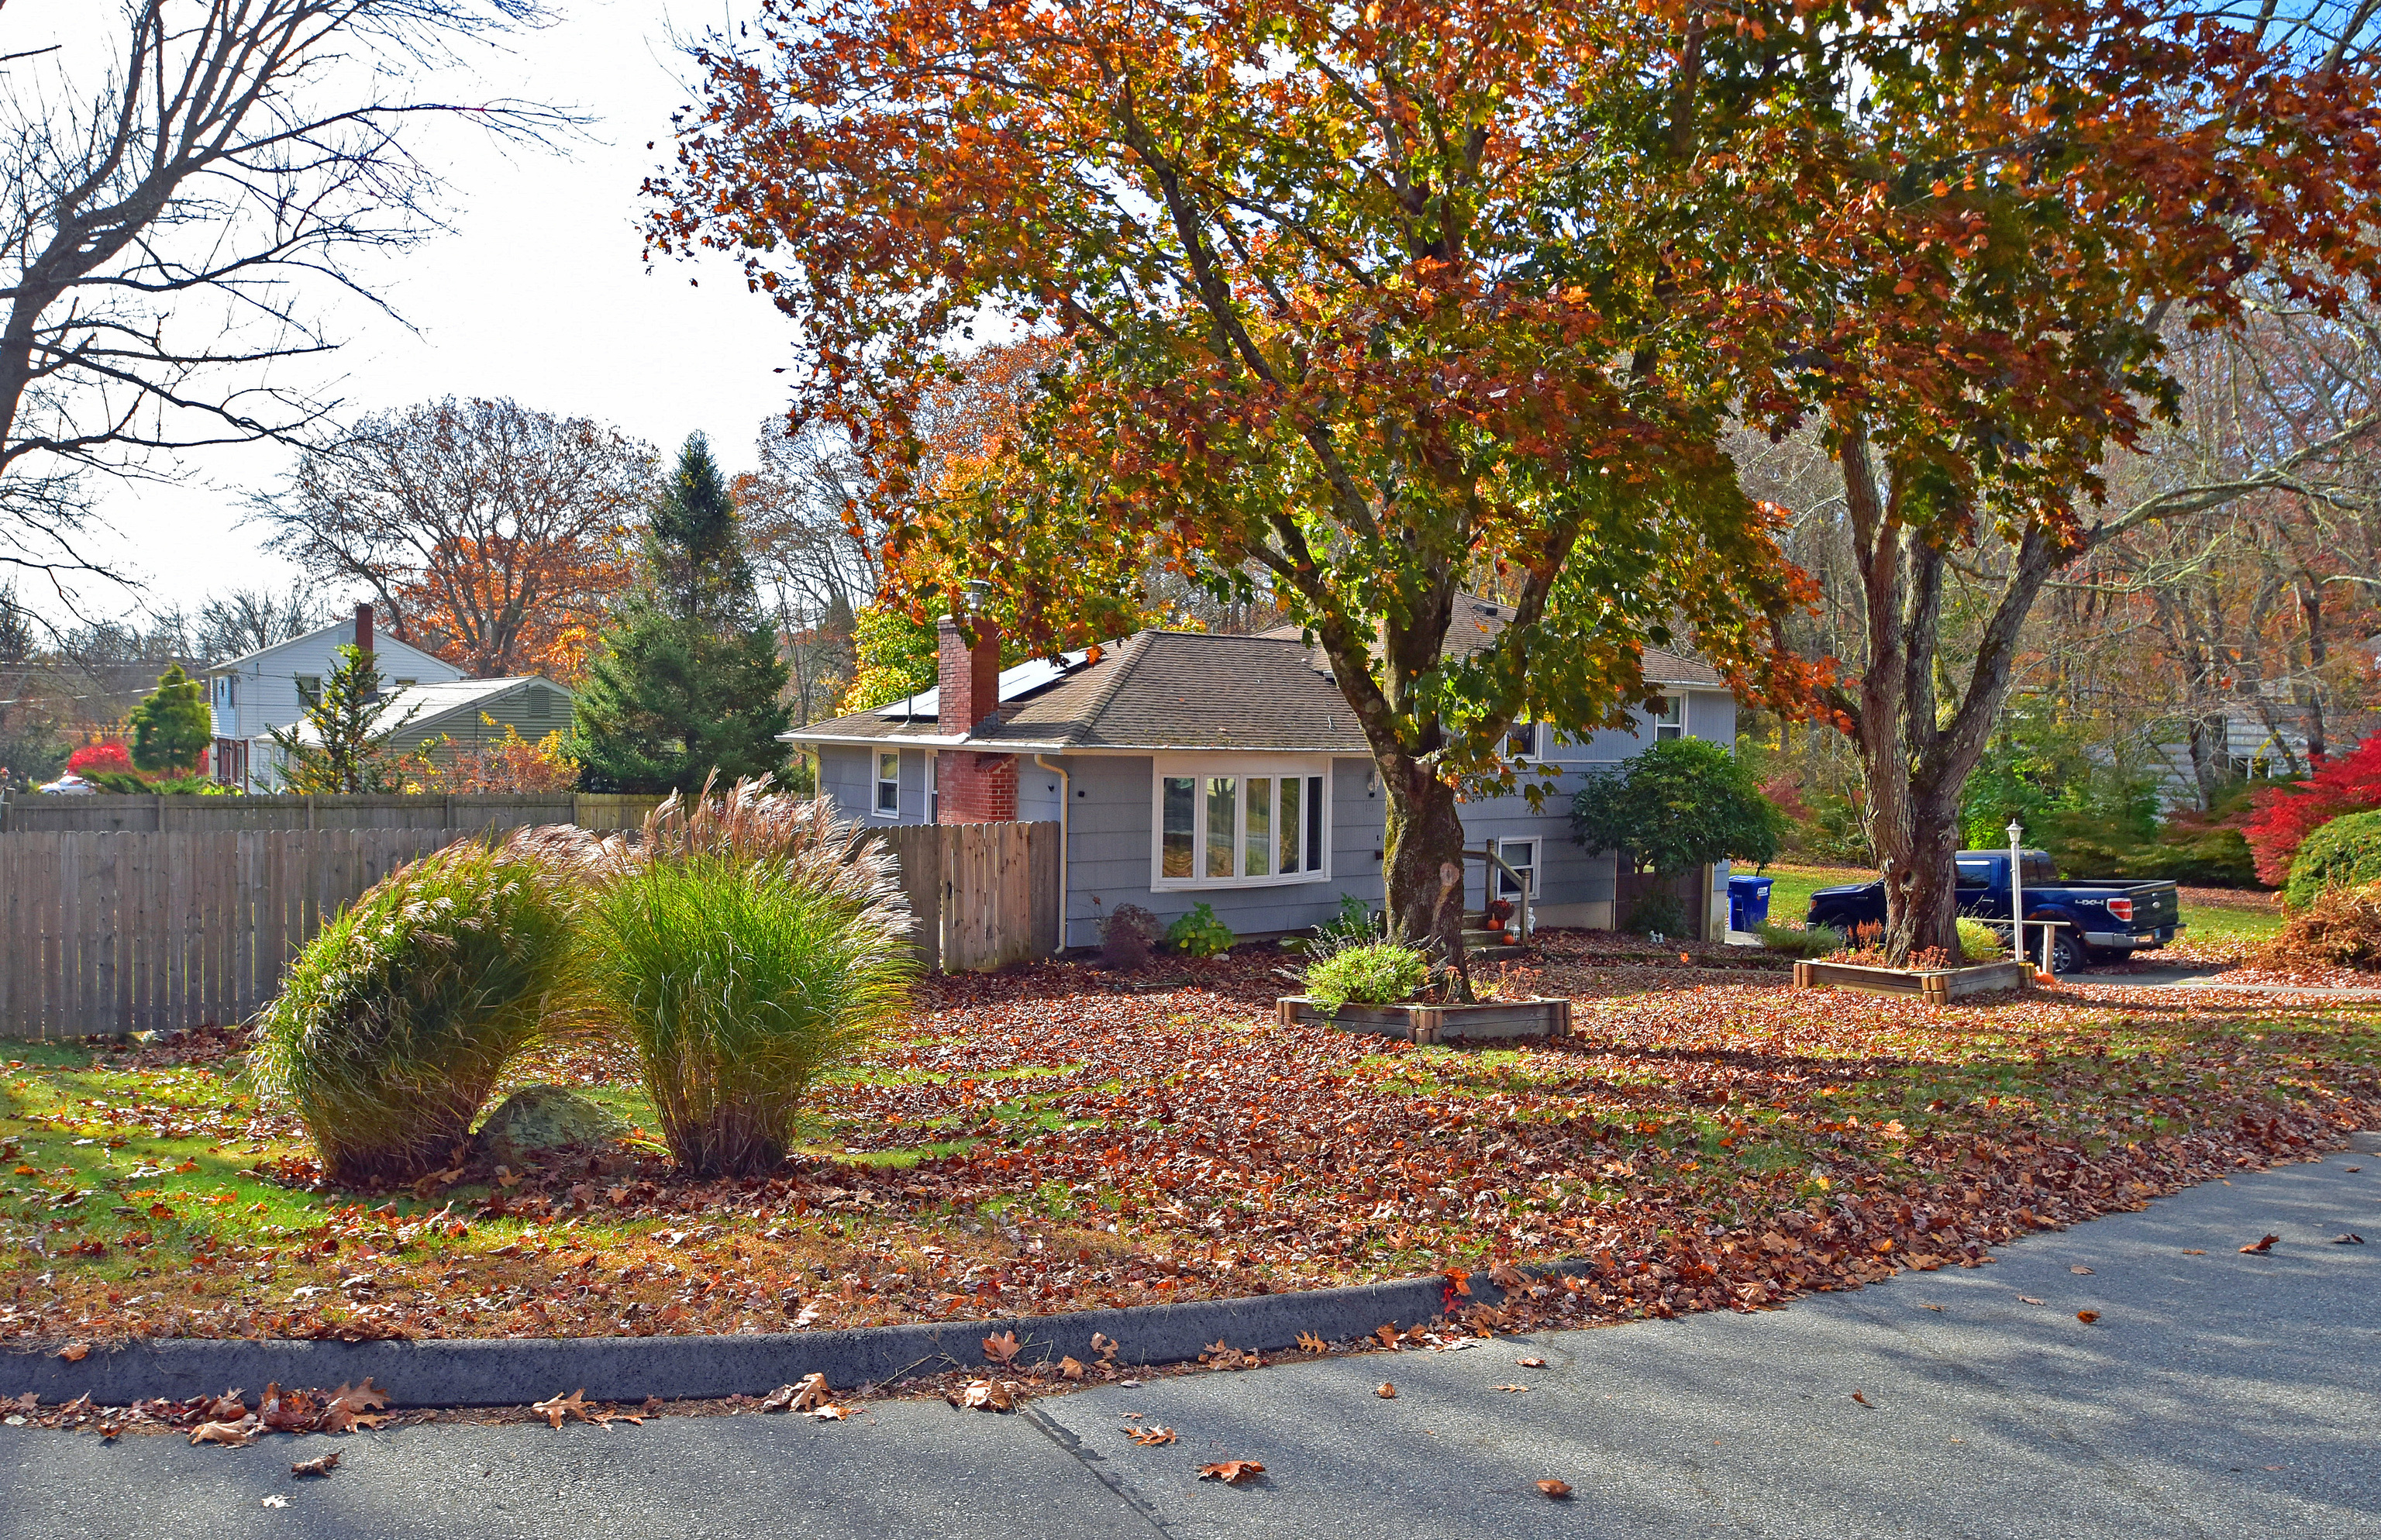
[5,1132,2375,1539]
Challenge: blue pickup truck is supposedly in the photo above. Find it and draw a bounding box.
[1804,850,2183,973]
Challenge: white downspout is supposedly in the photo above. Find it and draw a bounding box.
[1035,753,1070,953]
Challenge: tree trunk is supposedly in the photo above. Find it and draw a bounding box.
[1380,756,1472,997]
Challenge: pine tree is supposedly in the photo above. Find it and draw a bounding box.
[573,435,791,793]
[129,663,212,774]
[264,645,422,793]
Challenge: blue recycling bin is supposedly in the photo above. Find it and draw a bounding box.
[1728,874,1773,933]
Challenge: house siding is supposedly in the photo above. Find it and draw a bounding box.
[206,619,462,789]
[404,682,577,767]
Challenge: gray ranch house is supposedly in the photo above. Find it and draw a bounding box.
[785,597,1738,951]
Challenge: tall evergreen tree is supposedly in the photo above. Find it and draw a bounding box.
[129,663,212,774]
[574,435,791,793]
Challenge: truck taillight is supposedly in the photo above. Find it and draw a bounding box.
[2107,897,2135,924]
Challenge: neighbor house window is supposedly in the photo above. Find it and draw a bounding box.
[927,753,940,822]
[1156,762,1330,887]
[1652,694,1685,739]
[1506,721,1538,759]
[1491,837,1537,899]
[295,675,322,708]
[876,751,901,815]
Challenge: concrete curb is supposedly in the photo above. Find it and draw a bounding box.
[0,1267,1522,1408]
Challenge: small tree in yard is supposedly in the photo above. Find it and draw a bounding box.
[573,436,791,794]
[129,664,210,775]
[1571,740,1785,914]
[265,645,422,794]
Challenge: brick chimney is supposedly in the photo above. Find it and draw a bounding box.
[353,602,374,663]
[936,611,1015,822]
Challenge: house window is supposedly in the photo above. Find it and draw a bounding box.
[212,675,238,709]
[1652,694,1685,740]
[1156,763,1329,887]
[1491,837,1537,899]
[295,675,322,709]
[875,751,901,815]
[927,753,940,822]
[1506,721,1538,759]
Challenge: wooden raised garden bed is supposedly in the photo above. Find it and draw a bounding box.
[1277,994,1573,1045]
[1792,958,2034,1002]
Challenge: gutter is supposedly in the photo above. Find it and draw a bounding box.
[1035,753,1070,953]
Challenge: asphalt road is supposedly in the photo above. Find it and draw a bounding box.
[6,1132,2375,1540]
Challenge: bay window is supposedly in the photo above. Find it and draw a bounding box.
[1155,760,1330,887]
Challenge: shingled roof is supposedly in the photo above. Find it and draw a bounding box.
[786,609,1725,752]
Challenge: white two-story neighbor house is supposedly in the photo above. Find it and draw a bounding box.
[786,596,1740,946]
[203,606,462,789]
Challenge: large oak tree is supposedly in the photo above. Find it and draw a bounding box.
[646,0,1818,974]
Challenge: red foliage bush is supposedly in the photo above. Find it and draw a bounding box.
[2242,735,2381,885]
[65,741,133,777]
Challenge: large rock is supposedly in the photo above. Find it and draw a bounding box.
[474,1085,629,1169]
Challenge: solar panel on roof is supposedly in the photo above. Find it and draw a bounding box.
[873,649,1092,718]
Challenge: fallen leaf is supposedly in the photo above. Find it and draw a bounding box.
[593,1411,646,1427]
[1494,1383,1530,1393]
[949,1380,1015,1412]
[2183,1249,2206,1255]
[1516,1357,1546,1367]
[982,1330,1023,1366]
[291,1451,340,1477]
[1296,1332,1328,1355]
[787,1373,832,1413]
[260,1383,321,1433]
[801,1404,853,1421]
[1373,1323,1401,1349]
[2069,1265,2094,1275]
[1127,1425,1176,1445]
[495,1166,522,1190]
[1090,1331,1120,1365]
[208,1394,248,1421]
[321,1379,389,1434]
[2334,1233,2366,1245]
[532,1388,591,1428]
[2017,1296,2047,1306]
[1059,1356,1087,1381]
[1851,1391,1871,1406]
[1199,1459,1265,1485]
[1536,1480,1573,1500]
[2076,1311,2101,1324]
[1907,1254,1945,1270]
[2345,1166,2362,1173]
[261,1495,289,1508]
[1444,1270,1471,1297]
[1918,1302,1945,1312]
[189,1420,252,1446]
[1488,1262,1528,1290]
[53,1342,89,1363]
[2241,1235,2279,1254]
[757,1383,798,1414]
[1375,1381,1397,1399]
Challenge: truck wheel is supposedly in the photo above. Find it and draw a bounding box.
[2044,932,2083,974]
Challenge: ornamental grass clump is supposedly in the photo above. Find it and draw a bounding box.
[1303,940,1430,1013]
[586,777,915,1177]
[253,827,596,1186]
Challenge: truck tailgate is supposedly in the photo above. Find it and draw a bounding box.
[2127,881,2180,930]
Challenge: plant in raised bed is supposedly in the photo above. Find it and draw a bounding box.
[1757,922,1842,959]
[584,777,915,1177]
[1303,941,1431,1013]
[1956,918,2004,963]
[253,827,596,1185]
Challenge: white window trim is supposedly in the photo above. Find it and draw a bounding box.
[1149,755,1334,891]
[1490,836,1539,898]
[1506,719,1539,760]
[873,750,902,817]
[1652,691,1687,740]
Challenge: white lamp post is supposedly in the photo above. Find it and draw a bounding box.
[2007,818,2029,972]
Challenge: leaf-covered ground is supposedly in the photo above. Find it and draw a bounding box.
[5,932,2376,1351]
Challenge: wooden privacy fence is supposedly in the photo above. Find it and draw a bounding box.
[0,829,460,1040]
[874,821,1062,973]
[0,819,1062,1039]
[0,792,663,835]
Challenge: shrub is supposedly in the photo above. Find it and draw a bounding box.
[1572,738,1787,877]
[253,829,591,1186]
[1624,891,1689,938]
[1100,902,1160,971]
[2283,808,2381,910]
[1165,901,1236,956]
[66,741,133,777]
[585,778,916,1177]
[2244,735,2381,886]
[2249,880,2381,971]
[1309,893,1380,952]
[1303,941,1429,1011]
[1956,917,2003,963]
[1756,922,1840,959]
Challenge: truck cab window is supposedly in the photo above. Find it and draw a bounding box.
[1955,860,1993,886]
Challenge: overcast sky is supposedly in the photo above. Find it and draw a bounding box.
[25,0,801,625]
